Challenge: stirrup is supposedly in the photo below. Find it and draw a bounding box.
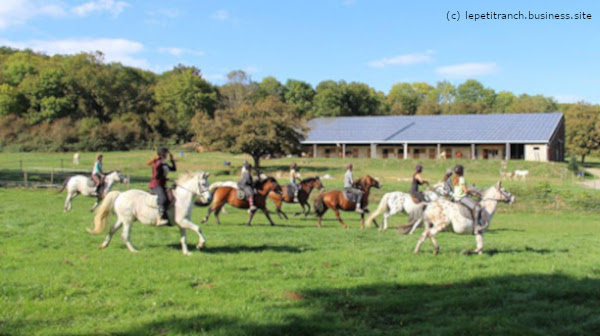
[156,218,170,227]
[355,207,364,214]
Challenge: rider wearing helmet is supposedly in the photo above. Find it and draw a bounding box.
[410,164,429,202]
[442,168,454,197]
[452,164,483,233]
[239,163,257,211]
[91,154,105,195]
[289,162,301,202]
[148,147,176,226]
[344,163,364,213]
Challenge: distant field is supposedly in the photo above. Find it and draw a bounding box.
[0,152,599,335]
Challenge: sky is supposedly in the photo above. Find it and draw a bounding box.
[1,0,599,103]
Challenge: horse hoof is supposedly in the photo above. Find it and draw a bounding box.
[196,243,204,250]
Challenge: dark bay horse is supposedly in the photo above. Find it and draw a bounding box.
[201,177,282,226]
[314,175,381,229]
[269,177,325,219]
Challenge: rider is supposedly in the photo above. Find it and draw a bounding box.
[410,164,429,203]
[239,163,257,211]
[148,147,177,227]
[452,164,483,233]
[344,163,364,213]
[289,162,301,202]
[91,154,105,195]
[442,168,454,197]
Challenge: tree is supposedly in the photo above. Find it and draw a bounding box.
[153,65,218,141]
[284,79,315,117]
[455,79,495,113]
[506,94,558,113]
[564,103,600,163]
[493,91,516,113]
[193,96,307,168]
[258,76,286,101]
[387,83,419,115]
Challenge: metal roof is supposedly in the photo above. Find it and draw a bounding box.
[303,113,564,144]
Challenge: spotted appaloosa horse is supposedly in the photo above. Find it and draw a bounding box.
[313,175,381,229]
[202,177,282,226]
[365,182,447,232]
[269,177,324,219]
[411,182,515,255]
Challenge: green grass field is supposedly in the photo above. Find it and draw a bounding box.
[1,152,599,335]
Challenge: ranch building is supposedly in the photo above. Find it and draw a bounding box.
[302,113,565,162]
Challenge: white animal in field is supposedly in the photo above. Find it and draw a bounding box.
[514,170,529,180]
[89,171,211,256]
[73,152,80,165]
[322,174,332,180]
[410,182,515,255]
[365,182,447,233]
[500,170,514,180]
[59,170,127,212]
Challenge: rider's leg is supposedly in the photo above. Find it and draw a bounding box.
[355,190,364,213]
[154,187,171,226]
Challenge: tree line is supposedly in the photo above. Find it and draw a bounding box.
[0,47,598,162]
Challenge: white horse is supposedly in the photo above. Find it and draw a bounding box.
[412,182,515,255]
[59,171,127,212]
[365,182,447,232]
[514,170,529,180]
[89,171,211,256]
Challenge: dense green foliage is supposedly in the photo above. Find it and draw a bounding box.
[0,47,599,158]
[1,152,599,335]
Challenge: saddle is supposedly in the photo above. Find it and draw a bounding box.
[285,184,296,199]
[344,191,359,203]
[143,194,159,209]
[148,187,175,202]
[456,203,474,220]
[237,188,247,201]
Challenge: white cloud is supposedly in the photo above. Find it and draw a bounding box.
[0,37,148,69]
[0,0,66,29]
[436,62,499,78]
[367,51,434,68]
[72,0,129,17]
[553,94,587,104]
[158,47,204,57]
[211,9,229,21]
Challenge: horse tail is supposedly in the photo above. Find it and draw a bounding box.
[366,193,390,228]
[397,202,427,235]
[314,194,326,215]
[57,176,71,193]
[88,191,120,235]
[209,182,225,194]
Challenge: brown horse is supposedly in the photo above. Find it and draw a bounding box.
[314,175,381,229]
[269,177,325,219]
[201,177,282,226]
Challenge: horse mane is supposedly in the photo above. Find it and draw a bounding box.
[177,171,205,185]
[255,176,277,188]
[300,177,318,184]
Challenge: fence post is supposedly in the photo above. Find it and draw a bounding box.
[50,168,54,185]
[554,195,560,210]
[24,170,28,187]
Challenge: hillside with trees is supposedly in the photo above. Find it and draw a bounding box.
[0,47,598,160]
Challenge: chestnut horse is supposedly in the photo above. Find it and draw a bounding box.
[314,175,381,229]
[269,177,325,219]
[201,177,282,226]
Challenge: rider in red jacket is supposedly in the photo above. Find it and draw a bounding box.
[148,147,176,226]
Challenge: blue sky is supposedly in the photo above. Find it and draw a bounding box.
[1,0,599,103]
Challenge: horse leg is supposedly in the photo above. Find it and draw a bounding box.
[64,192,77,212]
[413,219,432,254]
[473,233,484,254]
[408,218,423,235]
[90,199,99,212]
[246,210,256,226]
[201,207,213,224]
[178,227,190,256]
[332,209,348,230]
[304,203,311,218]
[120,221,137,253]
[100,218,122,249]
[360,212,365,230]
[178,218,206,254]
[382,212,391,231]
[263,208,276,226]
[293,202,305,217]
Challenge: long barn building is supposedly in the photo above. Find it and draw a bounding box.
[302,113,565,162]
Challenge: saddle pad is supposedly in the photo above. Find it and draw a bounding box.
[456,203,473,220]
[144,194,159,209]
[344,191,358,203]
[285,184,295,198]
[237,188,247,201]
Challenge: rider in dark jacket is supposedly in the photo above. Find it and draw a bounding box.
[239,163,257,211]
[148,147,176,226]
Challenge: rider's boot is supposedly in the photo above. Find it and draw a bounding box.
[249,196,257,211]
[293,190,299,203]
[156,206,171,227]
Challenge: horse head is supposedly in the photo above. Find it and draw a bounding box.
[257,177,282,195]
[303,177,325,191]
[177,171,211,201]
[360,175,382,191]
[484,181,515,204]
[105,170,127,184]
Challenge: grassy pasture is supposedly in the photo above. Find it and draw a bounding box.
[1,152,599,335]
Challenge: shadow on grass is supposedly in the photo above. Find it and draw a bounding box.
[165,243,310,254]
[63,274,597,336]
